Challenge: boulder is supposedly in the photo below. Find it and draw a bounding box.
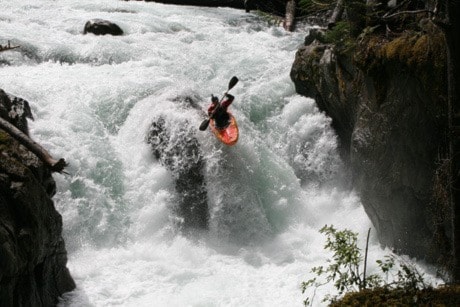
[0,91,75,305]
[83,19,124,36]
[146,96,208,231]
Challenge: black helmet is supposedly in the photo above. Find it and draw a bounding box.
[211,95,218,103]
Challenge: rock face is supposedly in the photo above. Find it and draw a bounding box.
[83,19,124,36]
[291,29,452,272]
[0,91,75,306]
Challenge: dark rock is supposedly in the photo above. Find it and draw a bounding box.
[304,28,326,46]
[0,89,34,135]
[291,34,451,273]
[83,19,124,36]
[146,96,208,231]
[0,132,75,306]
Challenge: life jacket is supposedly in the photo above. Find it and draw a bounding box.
[212,105,230,129]
[208,95,234,129]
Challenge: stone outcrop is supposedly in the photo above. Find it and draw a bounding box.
[291,27,452,272]
[146,96,208,231]
[83,19,124,36]
[0,91,75,306]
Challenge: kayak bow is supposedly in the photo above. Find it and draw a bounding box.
[209,113,239,146]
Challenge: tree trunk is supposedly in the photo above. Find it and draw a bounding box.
[0,117,67,173]
[283,0,296,31]
[329,0,345,26]
[0,41,19,52]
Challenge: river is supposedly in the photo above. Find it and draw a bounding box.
[0,0,432,306]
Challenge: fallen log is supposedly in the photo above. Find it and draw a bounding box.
[283,0,296,31]
[0,40,20,53]
[0,117,67,173]
[328,0,344,27]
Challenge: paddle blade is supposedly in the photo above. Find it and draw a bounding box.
[200,76,237,131]
[228,76,238,90]
[199,118,210,131]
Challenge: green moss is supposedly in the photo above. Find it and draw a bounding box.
[382,35,414,62]
[0,130,8,143]
[325,21,356,55]
[298,0,335,14]
[353,28,447,99]
[0,130,13,151]
[380,32,445,70]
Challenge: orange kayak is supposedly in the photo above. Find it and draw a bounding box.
[210,113,239,146]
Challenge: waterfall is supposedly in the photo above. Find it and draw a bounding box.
[0,0,434,305]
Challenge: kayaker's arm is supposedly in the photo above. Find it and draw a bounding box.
[207,102,219,117]
[221,94,234,109]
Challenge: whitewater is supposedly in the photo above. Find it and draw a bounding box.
[0,0,438,306]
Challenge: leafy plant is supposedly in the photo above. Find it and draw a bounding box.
[301,225,430,306]
[323,21,356,53]
[298,0,336,14]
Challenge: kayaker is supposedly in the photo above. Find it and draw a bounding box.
[208,93,234,129]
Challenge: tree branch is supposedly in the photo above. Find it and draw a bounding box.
[328,0,344,26]
[382,9,434,20]
[0,117,67,173]
[283,0,296,31]
[0,40,20,53]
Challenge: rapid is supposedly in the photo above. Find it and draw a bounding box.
[0,0,436,306]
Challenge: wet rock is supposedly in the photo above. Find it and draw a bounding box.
[304,28,326,46]
[291,34,451,273]
[0,114,75,305]
[146,97,208,231]
[0,89,34,135]
[83,19,124,36]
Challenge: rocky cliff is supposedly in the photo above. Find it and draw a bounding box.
[291,25,452,274]
[0,91,75,306]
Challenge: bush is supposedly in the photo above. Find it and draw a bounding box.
[301,225,430,306]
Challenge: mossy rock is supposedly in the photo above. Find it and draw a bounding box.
[0,130,16,156]
[0,130,37,176]
[0,130,11,144]
[331,285,460,306]
[353,28,446,99]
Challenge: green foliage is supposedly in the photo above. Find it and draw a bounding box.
[298,0,336,14]
[254,10,284,28]
[0,130,9,143]
[324,21,356,54]
[301,225,430,306]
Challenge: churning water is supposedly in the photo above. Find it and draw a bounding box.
[0,0,437,306]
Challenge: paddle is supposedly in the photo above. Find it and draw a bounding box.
[199,76,239,131]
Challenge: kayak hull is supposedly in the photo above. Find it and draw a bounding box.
[210,113,239,146]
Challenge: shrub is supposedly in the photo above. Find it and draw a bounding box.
[301,225,430,306]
